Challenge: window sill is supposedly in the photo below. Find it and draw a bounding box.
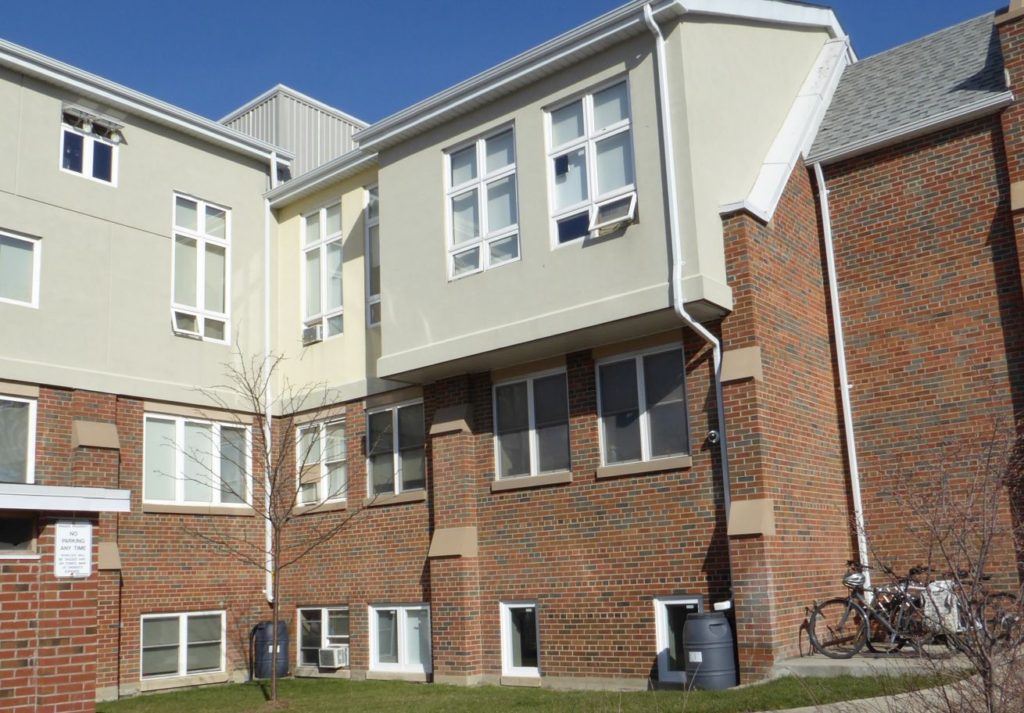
[595,455,692,480]
[365,669,429,682]
[140,671,228,693]
[363,490,427,508]
[491,470,572,493]
[295,665,351,679]
[0,552,40,560]
[142,503,256,517]
[293,500,348,516]
[501,675,542,687]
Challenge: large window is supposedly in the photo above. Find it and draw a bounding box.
[60,112,118,185]
[446,127,519,279]
[0,396,35,484]
[547,79,636,244]
[298,607,350,667]
[143,414,250,506]
[500,601,539,677]
[303,202,344,341]
[365,186,381,327]
[367,401,425,497]
[493,371,569,478]
[653,596,702,684]
[0,231,41,308]
[296,420,347,506]
[597,347,688,465]
[171,194,230,342]
[140,611,225,680]
[369,604,431,674]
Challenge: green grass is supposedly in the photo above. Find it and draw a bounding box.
[96,673,949,713]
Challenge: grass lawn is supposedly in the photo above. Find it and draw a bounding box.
[96,673,948,713]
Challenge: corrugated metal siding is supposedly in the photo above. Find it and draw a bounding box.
[225,91,359,178]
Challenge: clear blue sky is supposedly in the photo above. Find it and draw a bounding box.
[0,1,1005,124]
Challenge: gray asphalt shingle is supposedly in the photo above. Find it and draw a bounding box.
[809,12,1008,162]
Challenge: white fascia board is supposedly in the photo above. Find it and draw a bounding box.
[807,91,1015,166]
[719,37,850,223]
[266,149,378,207]
[0,483,131,513]
[220,83,369,129]
[0,39,292,163]
[355,0,849,152]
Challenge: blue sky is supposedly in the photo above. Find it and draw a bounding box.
[1,1,1004,124]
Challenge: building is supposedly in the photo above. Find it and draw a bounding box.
[0,1,1022,710]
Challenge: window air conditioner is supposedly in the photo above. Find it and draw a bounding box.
[302,323,323,346]
[318,645,348,669]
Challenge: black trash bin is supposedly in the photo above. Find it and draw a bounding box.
[252,620,289,679]
[683,613,737,690]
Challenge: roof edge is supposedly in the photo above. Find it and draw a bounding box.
[808,90,1014,165]
[267,149,378,207]
[219,83,369,129]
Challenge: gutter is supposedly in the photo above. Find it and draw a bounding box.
[812,162,871,593]
[643,5,731,516]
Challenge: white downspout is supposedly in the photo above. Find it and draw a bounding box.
[264,153,278,603]
[644,4,731,515]
[812,162,871,592]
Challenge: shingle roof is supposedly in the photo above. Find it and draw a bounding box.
[809,12,1009,162]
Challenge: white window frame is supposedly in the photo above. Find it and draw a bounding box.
[444,125,520,280]
[492,368,570,479]
[595,345,689,466]
[301,201,344,339]
[368,603,432,674]
[59,121,118,186]
[297,606,350,667]
[0,230,42,309]
[365,185,381,327]
[295,419,347,506]
[139,610,226,680]
[170,193,231,343]
[545,77,637,247]
[0,395,37,485]
[365,399,425,497]
[653,596,703,684]
[142,413,252,507]
[500,601,540,678]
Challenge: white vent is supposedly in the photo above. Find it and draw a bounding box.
[302,323,323,346]
[318,645,348,669]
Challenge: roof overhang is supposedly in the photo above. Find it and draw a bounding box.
[266,149,378,208]
[354,0,846,153]
[0,483,131,513]
[0,38,293,165]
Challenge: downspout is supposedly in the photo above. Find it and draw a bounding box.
[812,162,871,592]
[264,153,278,603]
[643,4,731,516]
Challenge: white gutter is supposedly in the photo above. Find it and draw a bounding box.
[263,156,278,603]
[643,5,731,515]
[812,162,871,593]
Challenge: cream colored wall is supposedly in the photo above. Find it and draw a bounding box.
[0,68,271,406]
[272,167,392,403]
[669,18,829,305]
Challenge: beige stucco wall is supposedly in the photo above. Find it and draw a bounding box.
[0,67,271,405]
[374,17,830,378]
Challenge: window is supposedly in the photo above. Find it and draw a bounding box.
[597,347,688,465]
[653,596,702,683]
[296,420,347,506]
[547,79,636,244]
[0,231,41,308]
[140,611,225,679]
[0,514,36,558]
[365,186,381,326]
[60,112,118,185]
[303,202,344,339]
[171,194,230,342]
[0,396,36,484]
[369,604,431,674]
[500,602,539,677]
[367,401,425,497]
[298,607,350,667]
[143,414,250,506]
[446,127,519,279]
[493,371,569,478]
